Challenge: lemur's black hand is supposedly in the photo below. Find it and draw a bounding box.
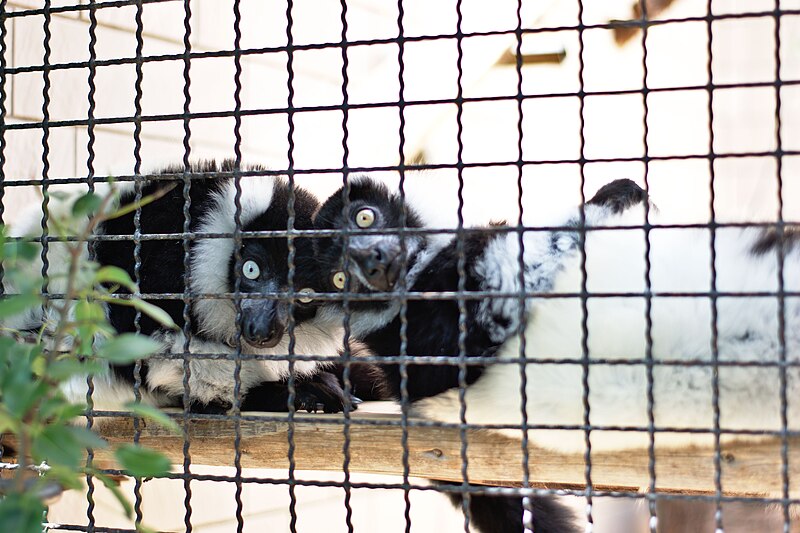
[294,371,361,414]
[189,399,233,414]
[239,371,359,414]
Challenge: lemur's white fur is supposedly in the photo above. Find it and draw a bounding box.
[142,328,339,406]
[417,202,800,453]
[55,326,341,411]
[60,367,169,409]
[189,176,275,345]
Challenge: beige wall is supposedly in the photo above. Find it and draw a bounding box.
[48,467,478,533]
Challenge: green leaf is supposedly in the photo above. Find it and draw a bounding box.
[31,426,107,472]
[55,403,90,424]
[96,334,161,363]
[0,346,31,392]
[36,396,69,421]
[44,464,85,492]
[0,406,19,433]
[75,300,106,324]
[31,424,84,469]
[68,426,108,450]
[72,192,103,217]
[123,402,182,435]
[0,493,46,533]
[115,444,171,478]
[0,294,41,320]
[95,266,137,292]
[30,353,46,376]
[93,471,133,519]
[130,299,177,329]
[0,336,17,357]
[38,397,87,424]
[47,358,104,382]
[3,269,40,294]
[48,191,71,201]
[3,241,38,262]
[104,297,177,329]
[4,379,48,419]
[74,300,108,355]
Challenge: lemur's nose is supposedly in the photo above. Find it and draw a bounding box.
[350,242,401,291]
[242,306,284,348]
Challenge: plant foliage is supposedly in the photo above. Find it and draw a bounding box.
[0,187,179,532]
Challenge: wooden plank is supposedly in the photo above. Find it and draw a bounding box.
[4,405,798,496]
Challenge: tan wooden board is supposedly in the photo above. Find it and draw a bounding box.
[5,404,796,497]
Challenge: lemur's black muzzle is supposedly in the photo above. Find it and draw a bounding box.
[350,240,402,292]
[241,299,286,348]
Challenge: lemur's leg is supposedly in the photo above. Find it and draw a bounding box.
[445,487,579,533]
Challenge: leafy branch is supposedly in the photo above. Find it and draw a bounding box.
[0,184,180,533]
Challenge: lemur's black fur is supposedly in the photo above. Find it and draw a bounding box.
[359,232,500,400]
[93,160,348,413]
[465,490,579,533]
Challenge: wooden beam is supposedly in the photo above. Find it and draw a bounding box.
[4,405,798,496]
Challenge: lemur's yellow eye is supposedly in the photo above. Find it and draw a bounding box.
[355,208,375,228]
[332,271,346,290]
[297,288,314,304]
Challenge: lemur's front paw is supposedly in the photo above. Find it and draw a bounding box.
[294,372,361,414]
[189,399,233,414]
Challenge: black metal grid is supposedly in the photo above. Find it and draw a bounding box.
[0,0,795,532]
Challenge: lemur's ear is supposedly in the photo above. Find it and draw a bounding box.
[587,179,647,214]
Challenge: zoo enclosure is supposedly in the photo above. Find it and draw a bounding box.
[1,0,799,531]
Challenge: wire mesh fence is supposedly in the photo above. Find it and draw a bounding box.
[0,0,798,532]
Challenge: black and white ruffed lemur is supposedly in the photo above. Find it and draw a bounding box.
[415,185,800,456]
[4,160,354,414]
[315,174,800,530]
[311,177,646,401]
[310,177,647,533]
